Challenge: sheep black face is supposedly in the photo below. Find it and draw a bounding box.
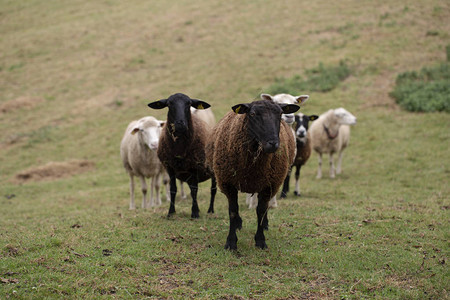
[232,100,300,153]
[148,93,210,138]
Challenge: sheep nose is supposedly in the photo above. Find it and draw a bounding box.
[174,121,187,132]
[263,140,279,153]
[283,114,295,124]
[149,142,158,150]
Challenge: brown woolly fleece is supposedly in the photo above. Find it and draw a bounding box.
[206,111,296,198]
[158,114,212,183]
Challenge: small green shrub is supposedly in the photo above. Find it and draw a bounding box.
[266,60,351,95]
[390,62,450,112]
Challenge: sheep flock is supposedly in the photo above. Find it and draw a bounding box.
[120,92,357,250]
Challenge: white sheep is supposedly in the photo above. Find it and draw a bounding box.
[261,93,309,125]
[246,93,309,209]
[120,116,168,209]
[309,108,357,179]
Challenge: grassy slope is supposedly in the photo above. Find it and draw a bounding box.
[1,0,449,298]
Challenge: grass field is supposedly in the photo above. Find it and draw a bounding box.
[1,0,449,298]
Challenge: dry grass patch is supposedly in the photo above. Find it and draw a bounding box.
[13,159,95,183]
[0,96,45,114]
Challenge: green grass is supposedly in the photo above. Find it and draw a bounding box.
[390,62,450,112]
[266,60,351,95]
[1,0,449,299]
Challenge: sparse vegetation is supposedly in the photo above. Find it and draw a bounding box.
[266,60,351,95]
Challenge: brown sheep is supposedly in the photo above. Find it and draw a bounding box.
[206,99,299,250]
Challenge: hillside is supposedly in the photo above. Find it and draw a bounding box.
[1,1,449,298]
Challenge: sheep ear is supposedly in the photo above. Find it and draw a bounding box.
[260,94,273,101]
[148,99,168,109]
[308,115,319,121]
[295,95,309,105]
[191,99,211,110]
[280,104,300,114]
[158,121,166,127]
[232,103,251,114]
[131,127,140,135]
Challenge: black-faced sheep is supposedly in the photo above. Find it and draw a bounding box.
[309,108,357,178]
[178,107,217,200]
[280,113,319,198]
[120,116,168,210]
[246,93,309,209]
[148,93,216,218]
[206,99,299,250]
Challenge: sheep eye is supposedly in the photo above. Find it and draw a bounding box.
[249,112,256,117]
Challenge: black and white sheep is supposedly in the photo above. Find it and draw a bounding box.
[280,113,318,198]
[148,93,216,218]
[206,99,299,250]
[309,108,357,178]
[120,116,168,209]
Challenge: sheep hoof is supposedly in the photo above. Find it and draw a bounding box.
[207,208,214,214]
[191,211,200,219]
[280,192,287,199]
[224,240,237,250]
[294,191,301,197]
[255,240,268,249]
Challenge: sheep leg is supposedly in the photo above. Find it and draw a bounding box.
[280,167,292,198]
[294,165,301,196]
[207,176,217,214]
[129,174,136,210]
[336,151,344,174]
[187,179,200,219]
[149,176,154,207]
[163,174,170,202]
[329,153,336,178]
[167,168,177,217]
[223,184,242,250]
[255,190,270,249]
[179,180,187,200]
[154,173,161,206]
[246,194,258,209]
[139,176,148,209]
[316,153,323,179]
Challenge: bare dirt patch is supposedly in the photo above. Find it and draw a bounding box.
[0,97,45,114]
[13,160,95,183]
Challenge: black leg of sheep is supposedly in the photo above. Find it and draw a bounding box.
[167,167,177,217]
[280,167,291,198]
[207,176,217,214]
[223,184,242,250]
[294,166,302,196]
[255,189,270,249]
[187,179,200,219]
